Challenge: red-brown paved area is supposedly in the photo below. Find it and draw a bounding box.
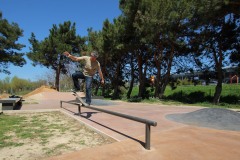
[20,92,240,160]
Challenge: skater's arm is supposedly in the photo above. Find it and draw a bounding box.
[98,67,104,84]
[63,51,84,61]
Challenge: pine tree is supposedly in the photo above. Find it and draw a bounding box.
[27,21,85,91]
[0,12,26,74]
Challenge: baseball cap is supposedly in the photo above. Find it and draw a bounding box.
[91,51,99,58]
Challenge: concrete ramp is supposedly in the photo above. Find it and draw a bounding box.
[166,108,240,131]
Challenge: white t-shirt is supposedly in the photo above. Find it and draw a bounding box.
[80,56,100,77]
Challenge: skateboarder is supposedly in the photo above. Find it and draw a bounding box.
[63,51,104,106]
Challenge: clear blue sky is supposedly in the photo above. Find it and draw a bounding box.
[0,0,121,81]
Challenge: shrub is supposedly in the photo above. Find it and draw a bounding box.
[220,95,239,104]
[127,96,142,102]
[188,91,205,103]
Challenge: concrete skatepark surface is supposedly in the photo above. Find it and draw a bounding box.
[16,91,240,159]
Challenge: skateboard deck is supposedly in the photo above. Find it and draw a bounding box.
[71,91,87,106]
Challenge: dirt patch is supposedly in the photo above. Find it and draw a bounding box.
[0,93,10,99]
[23,86,57,99]
[0,111,116,160]
[0,86,56,100]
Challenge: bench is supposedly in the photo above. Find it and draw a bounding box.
[0,97,22,111]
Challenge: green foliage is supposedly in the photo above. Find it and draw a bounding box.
[11,76,30,91]
[87,28,103,53]
[124,84,240,107]
[127,96,142,102]
[177,78,194,86]
[166,91,210,104]
[0,76,46,94]
[0,12,26,74]
[27,21,84,69]
[27,21,86,91]
[164,84,240,105]
[101,17,127,99]
[0,77,11,93]
[164,84,240,97]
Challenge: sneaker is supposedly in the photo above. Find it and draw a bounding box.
[71,88,80,92]
[86,103,91,107]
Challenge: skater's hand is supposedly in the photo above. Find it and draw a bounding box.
[101,79,104,85]
[63,51,70,57]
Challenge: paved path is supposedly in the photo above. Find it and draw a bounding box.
[19,92,240,160]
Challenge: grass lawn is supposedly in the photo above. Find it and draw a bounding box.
[128,84,240,109]
[164,84,240,97]
[0,111,115,160]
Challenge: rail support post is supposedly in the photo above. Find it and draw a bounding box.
[60,98,157,150]
[145,124,151,150]
[78,104,81,115]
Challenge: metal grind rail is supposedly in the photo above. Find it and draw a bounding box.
[60,100,157,150]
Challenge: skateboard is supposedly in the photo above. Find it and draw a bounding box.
[71,91,88,106]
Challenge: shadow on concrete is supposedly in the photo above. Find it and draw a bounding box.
[61,106,99,118]
[61,106,145,148]
[80,115,145,148]
[80,112,99,118]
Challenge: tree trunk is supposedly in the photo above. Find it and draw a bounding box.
[154,55,161,97]
[213,82,222,104]
[127,55,135,99]
[55,67,60,91]
[142,64,147,98]
[127,77,134,99]
[154,69,160,97]
[55,54,64,92]
[112,60,121,99]
[158,80,168,99]
[158,52,174,99]
[101,54,107,97]
[137,53,147,98]
[213,51,223,104]
[102,84,105,97]
[154,43,163,98]
[137,53,143,98]
[94,84,99,96]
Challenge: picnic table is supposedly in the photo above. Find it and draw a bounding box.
[0,96,22,113]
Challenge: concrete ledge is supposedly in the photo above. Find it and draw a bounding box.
[0,98,21,103]
[0,103,2,114]
[0,98,22,110]
[3,109,60,114]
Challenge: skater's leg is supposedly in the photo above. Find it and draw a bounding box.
[72,71,85,91]
[85,76,93,105]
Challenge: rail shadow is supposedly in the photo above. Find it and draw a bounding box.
[61,106,145,148]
